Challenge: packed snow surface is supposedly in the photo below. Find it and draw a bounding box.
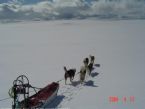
[0,19,145,109]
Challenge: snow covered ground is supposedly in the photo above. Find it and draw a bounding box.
[0,19,145,109]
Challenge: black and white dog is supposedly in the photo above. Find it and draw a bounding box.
[63,66,76,84]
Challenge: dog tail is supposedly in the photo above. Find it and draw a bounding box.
[63,66,67,72]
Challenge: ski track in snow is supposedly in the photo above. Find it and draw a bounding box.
[57,84,83,108]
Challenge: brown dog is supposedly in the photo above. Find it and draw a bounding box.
[63,66,76,84]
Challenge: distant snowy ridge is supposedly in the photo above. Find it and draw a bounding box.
[0,0,145,21]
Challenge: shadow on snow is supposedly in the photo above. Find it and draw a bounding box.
[84,80,98,87]
[45,95,65,108]
[91,72,99,78]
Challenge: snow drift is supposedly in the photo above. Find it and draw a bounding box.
[0,0,145,21]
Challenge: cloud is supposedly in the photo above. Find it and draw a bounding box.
[90,0,145,19]
[0,0,145,21]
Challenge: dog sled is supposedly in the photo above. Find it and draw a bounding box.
[9,75,59,109]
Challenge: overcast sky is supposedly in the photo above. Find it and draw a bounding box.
[0,0,145,21]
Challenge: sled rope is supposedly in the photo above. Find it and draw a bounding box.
[0,97,11,102]
[30,86,42,90]
[56,78,65,83]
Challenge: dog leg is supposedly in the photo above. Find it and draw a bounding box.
[65,78,67,85]
[71,76,74,81]
[70,77,72,83]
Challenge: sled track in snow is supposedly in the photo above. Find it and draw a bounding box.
[46,66,99,108]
